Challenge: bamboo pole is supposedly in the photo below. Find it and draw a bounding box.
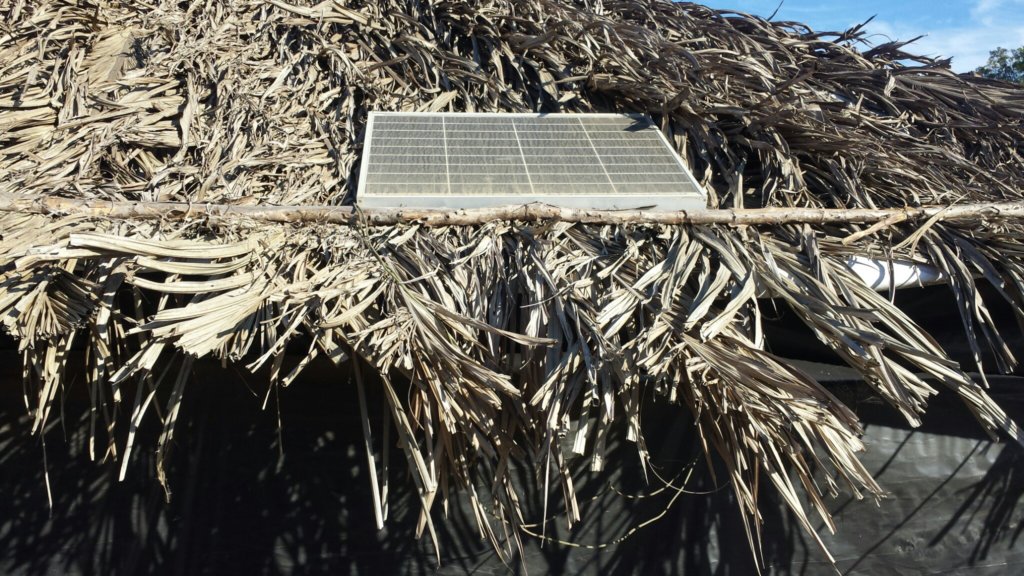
[3,195,1024,227]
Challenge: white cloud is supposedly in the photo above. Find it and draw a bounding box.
[869,21,1024,71]
[868,0,1024,71]
[705,0,1024,72]
[971,0,1024,24]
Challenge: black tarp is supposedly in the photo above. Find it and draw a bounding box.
[2,285,1024,575]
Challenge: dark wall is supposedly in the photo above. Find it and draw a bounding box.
[2,285,1024,575]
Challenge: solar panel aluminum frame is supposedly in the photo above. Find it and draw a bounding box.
[356,112,708,211]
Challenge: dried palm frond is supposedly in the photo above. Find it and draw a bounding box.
[2,0,1024,570]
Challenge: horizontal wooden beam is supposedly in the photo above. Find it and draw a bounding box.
[3,195,1024,227]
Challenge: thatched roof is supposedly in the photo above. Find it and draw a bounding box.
[2,0,1024,568]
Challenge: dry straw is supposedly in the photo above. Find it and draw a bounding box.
[2,0,1024,569]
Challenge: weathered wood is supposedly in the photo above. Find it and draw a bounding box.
[4,196,1024,227]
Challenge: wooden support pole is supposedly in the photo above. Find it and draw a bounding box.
[3,195,1024,227]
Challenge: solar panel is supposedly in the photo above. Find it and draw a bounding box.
[357,112,707,211]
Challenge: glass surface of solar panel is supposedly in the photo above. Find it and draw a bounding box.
[357,112,707,211]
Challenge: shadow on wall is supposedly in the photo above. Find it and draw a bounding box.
[0,345,774,576]
[1,307,1024,576]
[935,438,1024,563]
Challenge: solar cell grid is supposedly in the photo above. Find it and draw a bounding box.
[358,112,707,210]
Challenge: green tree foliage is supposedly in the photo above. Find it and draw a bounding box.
[975,46,1024,84]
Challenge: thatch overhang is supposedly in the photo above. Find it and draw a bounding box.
[2,0,1024,569]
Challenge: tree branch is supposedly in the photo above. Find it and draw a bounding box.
[3,196,1024,227]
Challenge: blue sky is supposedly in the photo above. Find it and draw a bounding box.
[698,0,1024,71]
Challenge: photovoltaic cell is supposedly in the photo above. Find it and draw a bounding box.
[357,112,707,210]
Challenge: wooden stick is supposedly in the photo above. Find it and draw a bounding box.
[3,195,1024,227]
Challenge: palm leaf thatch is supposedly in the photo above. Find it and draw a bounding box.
[2,0,1024,568]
